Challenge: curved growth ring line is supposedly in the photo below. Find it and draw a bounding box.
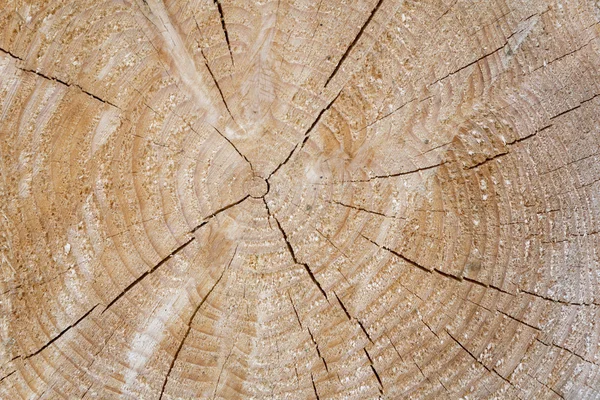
[1,0,600,399]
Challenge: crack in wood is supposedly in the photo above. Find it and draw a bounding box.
[213,0,234,65]
[264,199,328,299]
[102,237,195,313]
[192,195,251,232]
[535,338,599,366]
[310,373,321,400]
[329,200,397,218]
[334,292,373,343]
[364,349,384,390]
[528,373,565,399]
[267,89,342,180]
[446,330,513,386]
[323,0,385,87]
[211,125,254,172]
[288,292,303,328]
[159,248,235,399]
[520,289,599,306]
[26,304,98,358]
[307,327,329,372]
[201,49,236,122]
[468,124,553,170]
[347,162,446,182]
[0,47,120,109]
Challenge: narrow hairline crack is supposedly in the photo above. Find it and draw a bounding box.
[159,247,236,399]
[266,88,343,180]
[344,161,446,183]
[102,195,249,314]
[0,47,120,109]
[360,234,514,295]
[25,304,99,359]
[323,0,385,87]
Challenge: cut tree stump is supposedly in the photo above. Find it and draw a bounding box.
[1,0,599,399]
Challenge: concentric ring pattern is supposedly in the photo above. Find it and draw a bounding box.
[1,0,600,398]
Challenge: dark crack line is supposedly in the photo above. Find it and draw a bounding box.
[323,0,385,87]
[311,373,321,400]
[347,162,446,182]
[0,47,120,109]
[334,291,352,320]
[201,49,237,122]
[527,373,565,399]
[0,370,15,384]
[446,330,512,385]
[102,237,195,313]
[159,248,235,399]
[213,0,234,65]
[361,234,432,274]
[26,304,98,358]
[357,320,374,344]
[330,200,397,218]
[535,339,599,366]
[463,277,514,296]
[267,89,343,180]
[364,349,384,390]
[362,234,518,296]
[288,291,303,328]
[550,93,600,120]
[384,332,404,362]
[307,328,329,372]
[428,19,534,88]
[263,199,328,299]
[191,195,251,232]
[0,46,24,62]
[212,344,234,399]
[497,310,541,332]
[211,125,254,172]
[468,124,553,170]
[103,196,248,313]
[359,97,417,131]
[334,292,373,343]
[520,289,599,307]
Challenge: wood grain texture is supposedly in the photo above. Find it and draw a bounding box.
[1,0,600,398]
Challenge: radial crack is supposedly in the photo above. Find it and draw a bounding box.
[263,199,328,299]
[211,125,254,172]
[348,162,446,182]
[364,349,384,390]
[159,249,235,399]
[334,292,373,343]
[0,47,121,109]
[202,49,236,122]
[446,330,512,385]
[361,234,432,274]
[520,289,599,306]
[102,237,195,313]
[497,310,541,331]
[324,0,385,87]
[267,89,342,179]
[288,292,303,328]
[26,304,98,358]
[214,0,234,65]
[311,373,321,400]
[307,328,329,372]
[330,200,396,218]
[468,124,553,170]
[192,195,251,232]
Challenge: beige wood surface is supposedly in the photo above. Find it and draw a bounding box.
[1,0,600,398]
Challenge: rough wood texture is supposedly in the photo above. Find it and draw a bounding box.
[1,0,600,399]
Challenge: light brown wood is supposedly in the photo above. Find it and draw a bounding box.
[1,0,600,398]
